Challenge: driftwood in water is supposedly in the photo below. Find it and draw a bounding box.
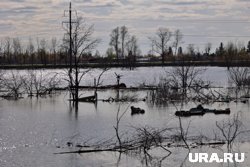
[78,95,96,102]
[54,148,120,155]
[175,105,230,117]
[102,96,146,103]
[69,95,96,102]
[131,106,145,115]
[196,141,225,146]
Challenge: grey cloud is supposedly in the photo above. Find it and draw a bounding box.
[6,0,26,2]
[118,0,130,5]
[79,2,118,8]
[0,23,15,32]
[155,0,208,6]
[236,0,250,2]
[0,6,38,16]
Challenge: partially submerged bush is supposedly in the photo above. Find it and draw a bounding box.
[150,67,210,105]
[228,67,250,88]
[23,70,61,97]
[2,71,24,99]
[0,70,61,99]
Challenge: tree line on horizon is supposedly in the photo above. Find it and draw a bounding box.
[0,25,250,66]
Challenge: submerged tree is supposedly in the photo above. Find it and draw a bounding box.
[228,67,250,88]
[2,71,23,99]
[166,66,206,95]
[216,113,244,151]
[23,70,61,97]
[63,16,99,102]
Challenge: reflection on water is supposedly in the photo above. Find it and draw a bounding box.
[0,89,250,167]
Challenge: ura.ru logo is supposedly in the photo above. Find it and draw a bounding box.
[189,153,245,163]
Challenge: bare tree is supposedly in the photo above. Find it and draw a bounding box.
[27,37,35,66]
[36,37,40,63]
[224,42,238,69]
[120,26,129,59]
[2,71,23,99]
[94,68,109,89]
[150,28,172,63]
[126,35,139,62]
[204,42,212,55]
[228,67,250,88]
[187,44,195,57]
[0,40,4,64]
[216,113,245,151]
[178,116,190,150]
[23,70,35,97]
[166,66,206,95]
[64,16,99,102]
[12,38,22,64]
[0,70,4,88]
[173,29,183,56]
[51,37,58,66]
[114,105,127,151]
[4,37,12,64]
[110,27,120,61]
[39,38,47,65]
[23,70,61,97]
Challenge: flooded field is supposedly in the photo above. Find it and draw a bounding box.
[0,67,250,167]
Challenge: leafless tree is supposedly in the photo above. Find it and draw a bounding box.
[23,70,61,97]
[0,40,4,64]
[150,28,172,63]
[94,68,109,88]
[23,70,35,97]
[173,29,183,56]
[110,27,120,60]
[27,37,35,65]
[4,37,12,64]
[224,42,238,69]
[187,44,195,57]
[63,16,99,101]
[93,68,109,100]
[114,105,128,151]
[2,71,24,99]
[0,70,4,88]
[120,26,129,59]
[228,67,250,88]
[215,113,246,151]
[178,116,190,150]
[51,37,58,65]
[40,38,47,65]
[166,66,206,94]
[126,35,140,62]
[12,38,22,64]
[204,42,212,55]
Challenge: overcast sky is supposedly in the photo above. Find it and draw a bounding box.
[1,0,250,55]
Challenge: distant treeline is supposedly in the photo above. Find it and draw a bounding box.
[1,26,250,66]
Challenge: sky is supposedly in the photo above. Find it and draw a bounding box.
[0,0,250,55]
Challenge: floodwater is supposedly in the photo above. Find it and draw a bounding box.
[0,67,250,167]
[3,66,228,87]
